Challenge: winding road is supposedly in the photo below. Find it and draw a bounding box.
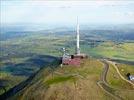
[100,60,109,84]
[97,60,123,100]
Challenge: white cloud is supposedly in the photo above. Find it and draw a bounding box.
[1,0,134,24]
[3,0,132,7]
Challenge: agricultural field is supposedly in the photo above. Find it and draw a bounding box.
[87,42,134,61]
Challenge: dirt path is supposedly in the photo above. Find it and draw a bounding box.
[107,60,134,88]
[97,60,123,100]
[100,60,109,83]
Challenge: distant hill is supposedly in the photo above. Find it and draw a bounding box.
[1,24,134,41]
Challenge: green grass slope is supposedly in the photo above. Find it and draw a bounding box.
[10,58,111,100]
[8,58,134,100]
[0,72,27,95]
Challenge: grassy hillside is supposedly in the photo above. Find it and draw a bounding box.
[117,63,134,80]
[106,63,133,89]
[0,72,27,95]
[10,58,109,100]
[8,58,134,100]
[106,62,134,100]
[0,29,134,97]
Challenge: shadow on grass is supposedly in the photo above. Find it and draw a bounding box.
[0,54,61,100]
[0,79,9,94]
[109,59,134,65]
[1,54,62,76]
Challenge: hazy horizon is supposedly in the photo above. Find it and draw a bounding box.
[1,0,134,26]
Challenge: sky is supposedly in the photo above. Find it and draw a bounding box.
[1,0,134,26]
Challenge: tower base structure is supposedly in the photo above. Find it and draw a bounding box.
[62,53,88,66]
[73,53,88,59]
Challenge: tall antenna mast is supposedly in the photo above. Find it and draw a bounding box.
[76,17,80,55]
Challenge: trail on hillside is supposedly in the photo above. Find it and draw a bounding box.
[97,60,123,100]
[107,60,134,87]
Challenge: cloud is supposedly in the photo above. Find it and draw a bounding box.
[3,0,132,7]
[1,0,134,24]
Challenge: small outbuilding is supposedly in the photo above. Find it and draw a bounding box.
[62,54,81,66]
[129,75,134,81]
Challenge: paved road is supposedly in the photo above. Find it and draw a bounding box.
[98,60,123,100]
[100,60,109,84]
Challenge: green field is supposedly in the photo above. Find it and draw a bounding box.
[1,33,134,61]
[87,42,134,61]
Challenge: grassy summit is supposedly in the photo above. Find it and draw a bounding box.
[8,58,134,100]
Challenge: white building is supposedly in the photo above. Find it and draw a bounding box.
[129,75,134,81]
